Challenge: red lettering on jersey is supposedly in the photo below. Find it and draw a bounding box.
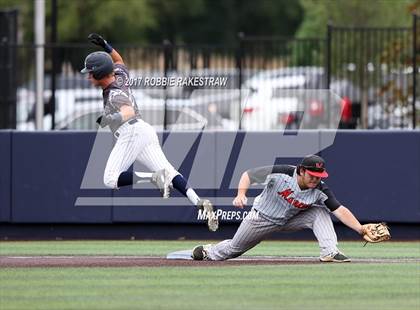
[278,189,293,198]
[292,200,301,208]
[277,188,311,209]
[293,200,310,209]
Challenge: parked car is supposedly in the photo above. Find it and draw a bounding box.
[240,67,335,130]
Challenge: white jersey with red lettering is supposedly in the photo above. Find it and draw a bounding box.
[250,165,340,225]
[206,164,342,260]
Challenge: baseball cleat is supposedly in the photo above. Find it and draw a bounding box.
[197,199,219,232]
[320,252,351,263]
[191,244,212,260]
[151,169,172,199]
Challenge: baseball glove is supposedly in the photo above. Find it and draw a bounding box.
[88,33,107,48]
[88,33,113,53]
[361,222,391,243]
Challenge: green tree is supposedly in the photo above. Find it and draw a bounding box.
[0,0,304,44]
[146,0,303,44]
[297,0,414,38]
[58,0,155,43]
[0,0,155,43]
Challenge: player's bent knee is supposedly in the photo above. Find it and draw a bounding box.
[168,169,180,182]
[103,174,118,189]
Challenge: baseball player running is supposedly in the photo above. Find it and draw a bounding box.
[192,155,389,262]
[80,33,218,231]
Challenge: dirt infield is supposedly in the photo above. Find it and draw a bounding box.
[1,256,418,267]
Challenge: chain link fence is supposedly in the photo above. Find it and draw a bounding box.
[1,12,418,131]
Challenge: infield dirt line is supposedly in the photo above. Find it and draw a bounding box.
[1,256,419,267]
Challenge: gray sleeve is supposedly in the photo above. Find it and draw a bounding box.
[109,91,132,110]
[247,165,295,184]
[114,64,129,78]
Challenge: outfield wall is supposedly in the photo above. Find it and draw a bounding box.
[0,130,419,228]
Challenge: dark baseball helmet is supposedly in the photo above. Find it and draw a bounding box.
[297,154,329,178]
[80,51,114,80]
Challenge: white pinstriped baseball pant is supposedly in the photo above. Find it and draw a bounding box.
[103,119,179,189]
[208,206,339,260]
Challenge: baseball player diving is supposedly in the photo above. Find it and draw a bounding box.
[80,33,218,231]
[191,155,390,262]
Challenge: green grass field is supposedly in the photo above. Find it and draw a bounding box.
[1,241,419,310]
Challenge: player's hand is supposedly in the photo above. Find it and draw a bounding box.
[88,33,107,48]
[96,115,111,128]
[233,195,247,209]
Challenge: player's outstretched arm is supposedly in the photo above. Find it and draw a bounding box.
[233,172,250,209]
[332,206,363,235]
[333,206,391,243]
[88,33,124,65]
[109,49,124,65]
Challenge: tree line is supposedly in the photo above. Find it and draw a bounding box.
[0,0,416,45]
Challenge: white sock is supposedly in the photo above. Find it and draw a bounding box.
[134,171,153,183]
[186,188,201,206]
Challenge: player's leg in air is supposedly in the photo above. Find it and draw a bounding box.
[103,119,218,231]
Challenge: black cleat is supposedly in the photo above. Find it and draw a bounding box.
[191,244,211,261]
[320,252,351,263]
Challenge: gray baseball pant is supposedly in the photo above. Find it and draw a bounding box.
[207,206,338,260]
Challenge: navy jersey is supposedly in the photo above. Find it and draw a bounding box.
[102,64,141,133]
